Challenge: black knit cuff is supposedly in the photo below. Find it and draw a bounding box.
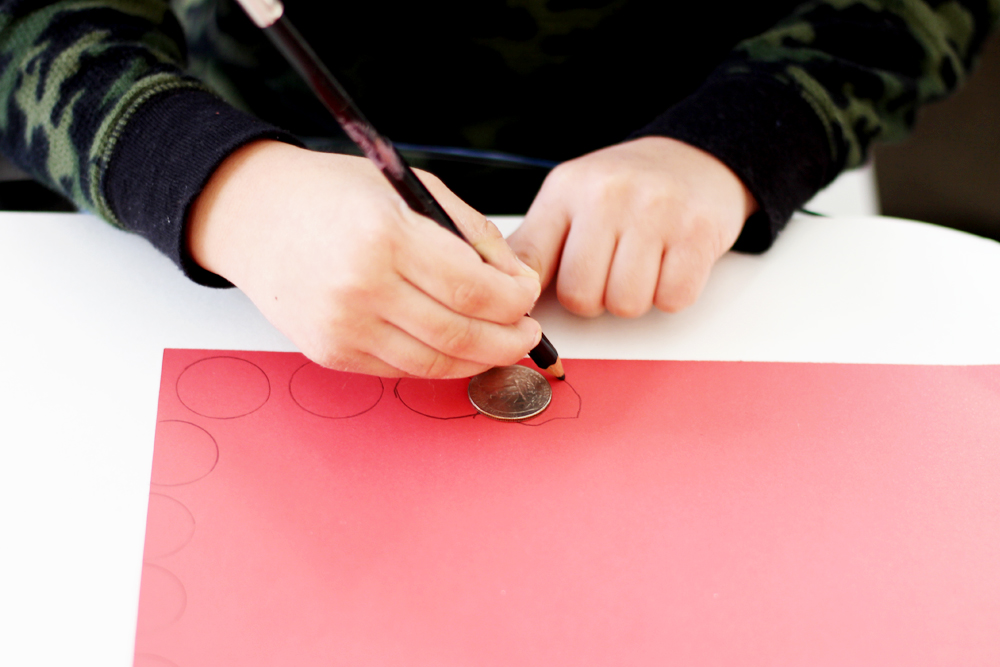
[104,89,302,286]
[630,75,833,253]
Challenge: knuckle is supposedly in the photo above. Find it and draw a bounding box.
[415,351,456,379]
[308,341,351,372]
[596,171,633,201]
[507,233,543,267]
[636,181,683,212]
[544,162,574,189]
[674,212,704,242]
[655,284,698,313]
[463,214,499,241]
[299,312,369,373]
[438,316,478,357]
[333,273,367,299]
[451,279,488,314]
[330,280,374,315]
[575,164,635,207]
[542,160,592,196]
[499,339,532,366]
[355,206,397,243]
[558,284,603,318]
[607,297,649,319]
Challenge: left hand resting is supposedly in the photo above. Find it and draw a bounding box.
[508,136,758,318]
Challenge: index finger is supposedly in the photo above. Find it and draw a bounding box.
[507,190,572,292]
[395,210,541,325]
[417,171,541,284]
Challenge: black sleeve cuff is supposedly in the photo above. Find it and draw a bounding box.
[630,75,833,253]
[103,89,302,286]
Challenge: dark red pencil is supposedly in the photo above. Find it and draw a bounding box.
[233,0,565,380]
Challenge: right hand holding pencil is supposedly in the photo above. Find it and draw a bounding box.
[186,140,543,378]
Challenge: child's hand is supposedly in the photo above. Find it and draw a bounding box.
[187,140,542,378]
[508,136,757,318]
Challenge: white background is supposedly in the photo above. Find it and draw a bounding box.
[2,168,999,665]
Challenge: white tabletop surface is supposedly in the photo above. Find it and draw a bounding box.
[1,210,999,666]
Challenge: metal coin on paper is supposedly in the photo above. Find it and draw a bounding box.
[468,365,552,421]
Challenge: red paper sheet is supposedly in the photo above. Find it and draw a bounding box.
[135,350,1000,666]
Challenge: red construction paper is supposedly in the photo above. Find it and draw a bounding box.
[135,350,1000,666]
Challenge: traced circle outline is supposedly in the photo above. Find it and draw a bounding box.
[134,654,180,667]
[137,564,187,629]
[518,379,582,426]
[289,361,385,419]
[144,493,197,558]
[176,355,271,419]
[151,420,220,486]
[393,377,583,426]
[393,378,478,420]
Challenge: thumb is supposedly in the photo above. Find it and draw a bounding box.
[507,198,571,291]
[416,169,540,284]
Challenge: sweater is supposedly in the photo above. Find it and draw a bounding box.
[0,0,996,284]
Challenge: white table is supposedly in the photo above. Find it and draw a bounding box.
[1,210,998,666]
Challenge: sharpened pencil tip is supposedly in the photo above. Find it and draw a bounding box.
[548,359,565,380]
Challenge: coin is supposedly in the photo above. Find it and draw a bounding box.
[468,365,552,421]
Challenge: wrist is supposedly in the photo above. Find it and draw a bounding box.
[187,139,287,280]
[629,136,759,222]
[630,76,831,251]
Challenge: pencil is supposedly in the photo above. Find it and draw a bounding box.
[233,0,564,380]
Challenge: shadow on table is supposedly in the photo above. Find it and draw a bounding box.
[875,32,1000,243]
[0,156,76,213]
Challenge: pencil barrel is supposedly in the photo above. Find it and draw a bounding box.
[263,18,466,239]
[250,11,563,375]
[528,333,559,369]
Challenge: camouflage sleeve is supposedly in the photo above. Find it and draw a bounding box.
[0,0,205,221]
[735,0,1000,176]
[634,0,1000,252]
[0,0,296,284]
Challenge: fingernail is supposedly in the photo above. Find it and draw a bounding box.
[516,255,540,279]
[533,326,543,347]
[516,275,542,303]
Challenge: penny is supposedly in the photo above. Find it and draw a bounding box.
[468,365,552,421]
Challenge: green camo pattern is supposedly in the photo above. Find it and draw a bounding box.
[730,0,1000,174]
[0,0,209,224]
[0,0,997,224]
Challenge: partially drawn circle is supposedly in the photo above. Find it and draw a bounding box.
[151,421,219,486]
[134,654,179,667]
[394,377,478,420]
[521,376,583,426]
[136,565,186,632]
[176,356,270,418]
[290,362,384,418]
[143,494,196,559]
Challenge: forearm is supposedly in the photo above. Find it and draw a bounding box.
[633,0,1000,251]
[0,0,298,283]
[0,0,205,220]
[731,0,1000,172]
